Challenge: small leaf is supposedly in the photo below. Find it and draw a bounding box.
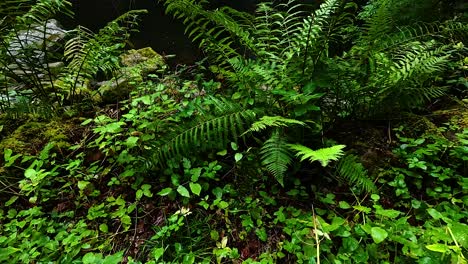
[189,182,202,196]
[370,227,388,244]
[157,187,172,196]
[4,149,12,160]
[136,190,143,200]
[234,153,243,162]
[217,149,227,156]
[177,185,190,198]
[99,224,109,233]
[24,168,36,179]
[231,142,238,151]
[78,181,89,190]
[339,201,351,209]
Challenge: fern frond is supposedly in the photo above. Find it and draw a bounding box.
[260,130,293,186]
[243,115,306,135]
[58,10,146,101]
[289,144,346,167]
[153,109,256,167]
[337,154,377,193]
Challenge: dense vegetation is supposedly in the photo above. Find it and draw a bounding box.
[0,0,467,263]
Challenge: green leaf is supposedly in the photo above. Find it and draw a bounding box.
[136,190,143,200]
[177,185,190,198]
[353,205,371,214]
[234,153,243,162]
[374,207,401,219]
[78,181,90,190]
[99,224,109,233]
[255,227,268,242]
[426,244,449,253]
[289,144,346,166]
[5,196,18,206]
[189,182,202,196]
[450,223,468,248]
[125,136,139,148]
[153,247,164,260]
[339,201,351,209]
[158,188,173,196]
[232,92,242,100]
[231,142,238,151]
[427,208,444,220]
[83,252,102,264]
[0,247,20,260]
[121,215,131,226]
[24,168,36,179]
[103,251,124,264]
[370,227,388,244]
[217,149,227,156]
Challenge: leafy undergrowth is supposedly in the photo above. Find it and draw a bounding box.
[1,74,467,264]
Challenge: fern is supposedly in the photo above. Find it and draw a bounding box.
[336,154,377,193]
[260,130,292,186]
[153,105,256,167]
[243,115,306,135]
[289,144,345,167]
[160,0,343,90]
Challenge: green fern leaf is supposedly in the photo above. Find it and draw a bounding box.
[289,144,345,166]
[153,109,256,167]
[243,116,306,135]
[337,154,377,193]
[260,130,293,186]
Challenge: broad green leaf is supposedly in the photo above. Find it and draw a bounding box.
[189,182,202,196]
[371,227,388,244]
[177,185,190,198]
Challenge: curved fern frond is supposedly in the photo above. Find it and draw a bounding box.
[337,154,377,193]
[260,130,292,186]
[289,144,345,167]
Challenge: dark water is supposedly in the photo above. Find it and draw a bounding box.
[64,0,257,65]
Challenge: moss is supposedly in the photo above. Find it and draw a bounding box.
[120,47,165,68]
[0,118,78,155]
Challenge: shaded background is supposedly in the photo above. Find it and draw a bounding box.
[63,0,258,65]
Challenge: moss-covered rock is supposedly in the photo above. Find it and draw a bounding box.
[0,118,79,155]
[95,47,166,103]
